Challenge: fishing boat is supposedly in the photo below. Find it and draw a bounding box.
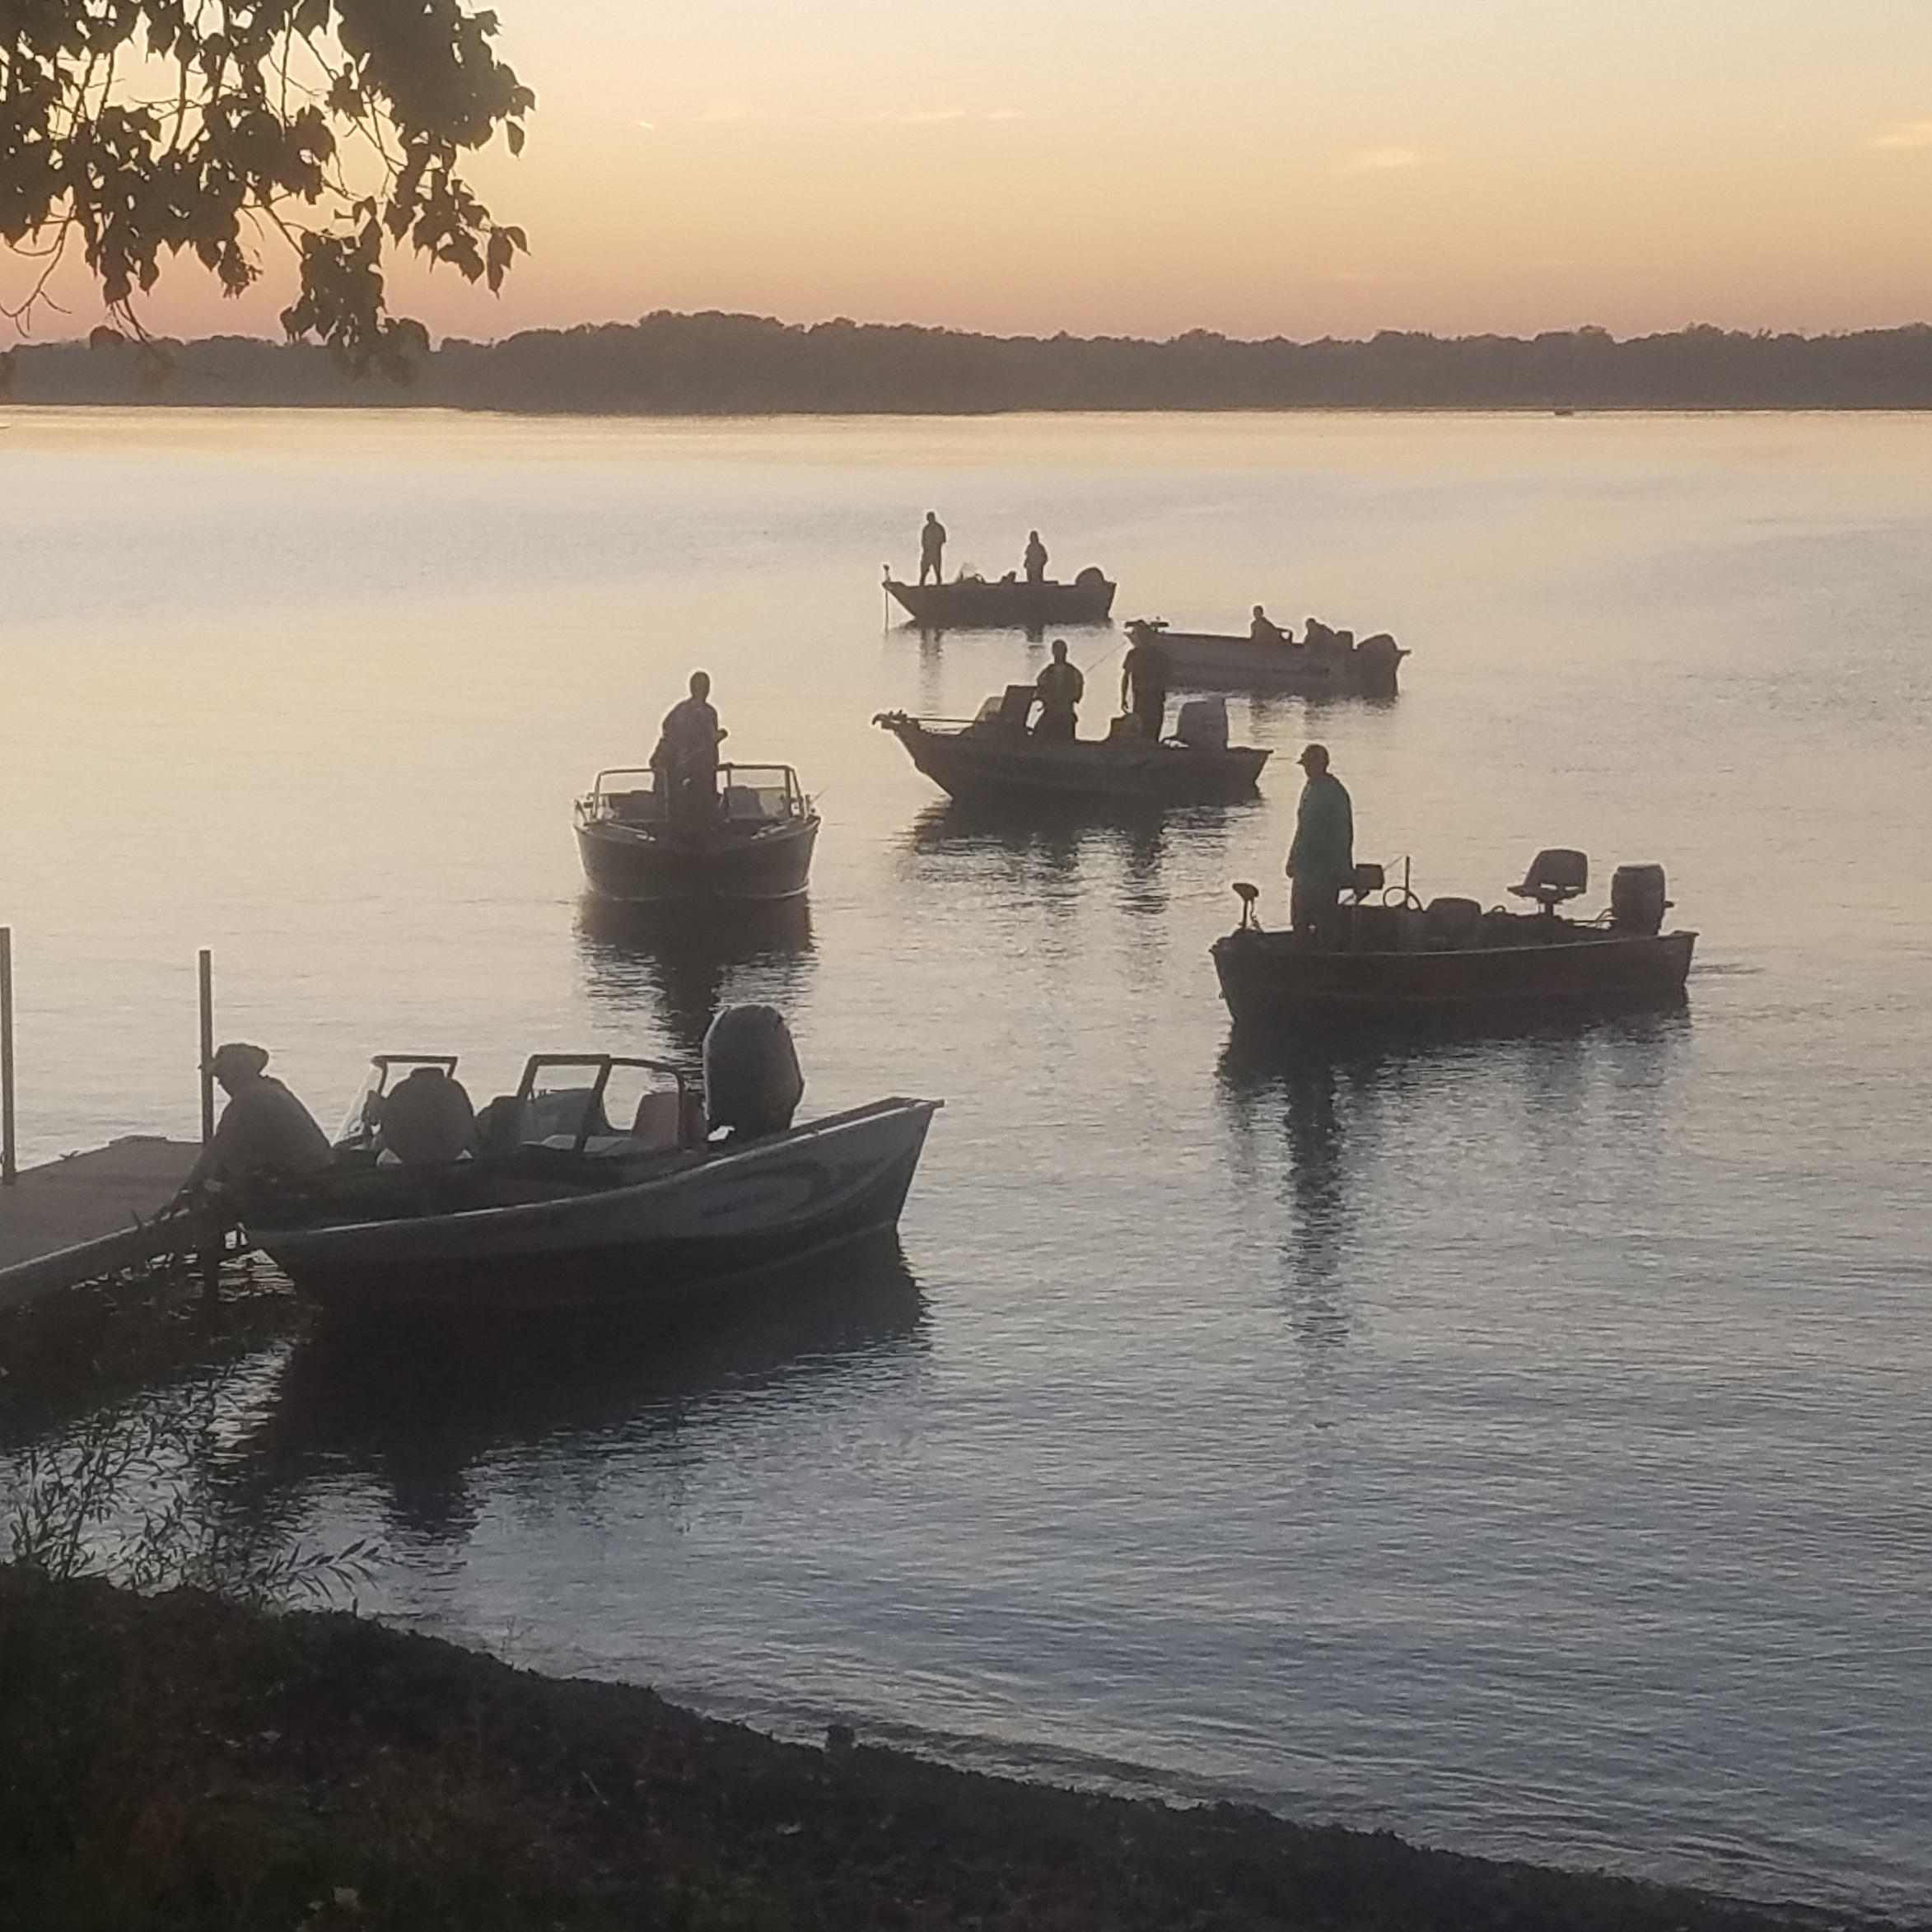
[245,1042,940,1317]
[575,763,819,903]
[1124,618,1407,698]
[884,566,1115,629]
[1211,848,1696,1027]
[874,688,1268,807]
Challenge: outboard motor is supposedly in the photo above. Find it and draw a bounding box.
[1610,864,1670,936]
[1174,696,1229,750]
[702,1004,805,1141]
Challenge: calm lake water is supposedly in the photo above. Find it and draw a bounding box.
[2,407,1930,1915]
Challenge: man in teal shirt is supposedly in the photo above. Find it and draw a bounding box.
[1286,742,1353,934]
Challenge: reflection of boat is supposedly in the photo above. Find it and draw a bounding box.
[1212,849,1696,1027]
[261,1237,923,1454]
[884,567,1115,629]
[576,895,814,1054]
[1125,618,1406,697]
[875,700,1267,807]
[575,763,819,903]
[247,1050,940,1317]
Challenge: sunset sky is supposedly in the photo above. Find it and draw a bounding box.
[10,0,1932,343]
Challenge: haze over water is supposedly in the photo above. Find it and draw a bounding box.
[2,407,1930,1915]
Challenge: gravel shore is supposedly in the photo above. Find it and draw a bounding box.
[0,1568,1905,1932]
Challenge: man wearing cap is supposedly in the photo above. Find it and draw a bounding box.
[180,1043,334,1194]
[1286,743,1353,936]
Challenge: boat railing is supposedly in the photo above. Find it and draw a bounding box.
[581,763,809,826]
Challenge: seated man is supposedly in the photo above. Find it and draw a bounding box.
[1249,604,1287,645]
[182,1043,334,1194]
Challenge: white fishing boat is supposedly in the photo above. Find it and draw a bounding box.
[244,1028,940,1317]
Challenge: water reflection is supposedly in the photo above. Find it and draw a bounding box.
[241,1238,926,1542]
[1220,1002,1692,1344]
[902,800,1182,923]
[574,894,815,1055]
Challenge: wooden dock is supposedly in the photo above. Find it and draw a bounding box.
[0,1137,204,1312]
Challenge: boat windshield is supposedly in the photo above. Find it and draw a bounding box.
[584,764,805,824]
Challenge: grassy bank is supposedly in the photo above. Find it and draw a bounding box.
[0,1569,1893,1932]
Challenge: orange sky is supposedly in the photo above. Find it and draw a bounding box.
[7,0,1932,343]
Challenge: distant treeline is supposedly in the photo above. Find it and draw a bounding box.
[6,311,1932,412]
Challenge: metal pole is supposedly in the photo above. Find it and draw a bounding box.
[1,927,16,1186]
[198,949,215,1144]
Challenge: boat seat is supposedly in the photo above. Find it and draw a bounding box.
[630,1089,684,1152]
[1509,847,1589,910]
[524,1087,609,1141]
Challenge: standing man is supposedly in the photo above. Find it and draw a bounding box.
[653,670,728,829]
[1120,628,1169,742]
[918,511,947,586]
[1285,742,1354,935]
[1023,530,1048,585]
[1033,637,1084,739]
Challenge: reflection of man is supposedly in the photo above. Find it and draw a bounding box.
[654,670,728,828]
[918,511,947,586]
[1120,632,1169,741]
[1286,742,1354,935]
[1033,637,1083,739]
[1023,530,1048,585]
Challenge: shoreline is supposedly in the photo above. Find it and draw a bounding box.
[0,1568,1907,1932]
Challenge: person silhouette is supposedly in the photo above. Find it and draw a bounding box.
[652,670,728,829]
[918,511,947,586]
[1033,637,1083,738]
[1023,530,1048,585]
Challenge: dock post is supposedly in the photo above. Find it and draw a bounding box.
[198,949,215,1145]
[196,949,219,1296]
[2,927,15,1187]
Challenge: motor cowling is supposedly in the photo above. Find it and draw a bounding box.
[702,1004,805,1141]
[1611,864,1670,936]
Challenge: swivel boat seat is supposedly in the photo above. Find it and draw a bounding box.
[1509,848,1589,916]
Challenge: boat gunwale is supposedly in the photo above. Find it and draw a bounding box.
[250,1096,942,1246]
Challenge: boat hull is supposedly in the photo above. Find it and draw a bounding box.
[251,1099,939,1316]
[1135,628,1405,698]
[576,814,818,903]
[879,716,1267,806]
[886,577,1115,628]
[1212,926,1696,1026]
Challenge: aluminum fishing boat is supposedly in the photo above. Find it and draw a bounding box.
[1212,849,1696,1027]
[875,693,1267,807]
[884,566,1115,629]
[1124,618,1406,697]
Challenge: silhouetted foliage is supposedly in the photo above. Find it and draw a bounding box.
[8,311,1932,410]
[0,1,532,372]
